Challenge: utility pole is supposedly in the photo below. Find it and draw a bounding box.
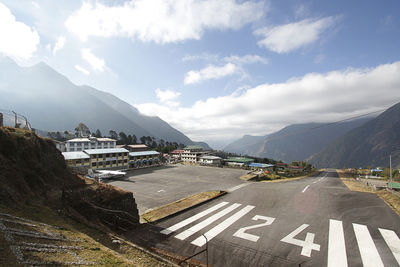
[390,154,392,189]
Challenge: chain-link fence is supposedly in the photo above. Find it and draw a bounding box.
[0,109,31,130]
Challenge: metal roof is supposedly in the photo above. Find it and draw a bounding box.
[67,137,116,143]
[62,151,90,160]
[83,148,129,154]
[128,144,148,148]
[184,145,203,150]
[225,157,254,163]
[249,163,274,168]
[200,156,221,160]
[129,151,160,157]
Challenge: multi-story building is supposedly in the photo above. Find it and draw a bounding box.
[62,151,90,168]
[129,151,160,168]
[181,146,207,163]
[65,137,116,152]
[84,148,129,170]
[116,144,149,152]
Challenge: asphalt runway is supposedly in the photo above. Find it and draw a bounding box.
[108,164,248,214]
[126,170,400,267]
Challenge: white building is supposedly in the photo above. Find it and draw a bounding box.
[198,155,222,166]
[65,137,116,152]
[181,146,207,163]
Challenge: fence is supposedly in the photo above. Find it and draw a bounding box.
[0,109,31,130]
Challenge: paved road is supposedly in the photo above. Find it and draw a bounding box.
[108,164,248,214]
[126,170,400,267]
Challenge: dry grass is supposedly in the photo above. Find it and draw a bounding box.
[377,190,400,216]
[260,170,323,183]
[0,204,174,267]
[338,169,400,217]
[340,178,375,193]
[240,173,257,181]
[141,191,225,223]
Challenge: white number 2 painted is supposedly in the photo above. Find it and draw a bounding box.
[233,215,275,242]
[280,224,320,257]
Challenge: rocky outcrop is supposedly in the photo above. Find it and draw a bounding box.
[0,127,139,231]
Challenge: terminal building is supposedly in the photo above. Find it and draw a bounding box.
[65,137,116,152]
[62,148,129,170]
[198,155,222,166]
[129,151,160,168]
[181,146,207,163]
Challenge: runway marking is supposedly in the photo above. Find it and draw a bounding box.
[313,177,325,184]
[160,202,229,235]
[174,203,241,240]
[379,228,400,264]
[233,215,275,242]
[227,183,249,192]
[353,223,384,267]
[191,205,255,247]
[157,189,165,193]
[280,224,320,257]
[328,219,348,267]
[302,185,310,193]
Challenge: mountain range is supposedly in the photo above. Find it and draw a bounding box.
[309,102,400,168]
[0,57,210,149]
[224,118,373,163]
[225,101,400,168]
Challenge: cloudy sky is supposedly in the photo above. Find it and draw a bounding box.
[1,0,400,147]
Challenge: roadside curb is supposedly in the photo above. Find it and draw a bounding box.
[142,190,227,224]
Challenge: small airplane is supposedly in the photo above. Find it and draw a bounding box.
[87,169,126,181]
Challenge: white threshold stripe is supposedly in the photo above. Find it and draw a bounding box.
[227,183,249,193]
[160,202,229,235]
[174,203,241,240]
[353,223,384,267]
[328,219,348,267]
[191,205,255,247]
[302,185,310,193]
[379,228,400,264]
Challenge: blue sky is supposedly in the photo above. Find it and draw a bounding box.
[1,0,400,147]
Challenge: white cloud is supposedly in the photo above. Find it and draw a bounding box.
[75,65,90,75]
[81,48,106,72]
[0,3,40,60]
[155,88,181,107]
[223,54,268,65]
[65,0,264,43]
[184,63,239,85]
[136,61,400,142]
[52,36,65,55]
[254,16,336,53]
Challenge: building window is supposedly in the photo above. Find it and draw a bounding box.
[92,162,96,167]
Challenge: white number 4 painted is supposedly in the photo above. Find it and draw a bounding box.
[280,224,320,257]
[233,215,275,242]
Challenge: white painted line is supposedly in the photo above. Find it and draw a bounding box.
[353,223,384,267]
[157,189,165,193]
[379,228,400,264]
[160,202,229,235]
[328,219,348,267]
[174,203,241,240]
[227,183,249,193]
[313,177,325,184]
[302,185,310,193]
[191,205,255,247]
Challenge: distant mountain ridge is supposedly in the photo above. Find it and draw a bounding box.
[309,102,400,168]
[224,118,374,163]
[0,57,210,149]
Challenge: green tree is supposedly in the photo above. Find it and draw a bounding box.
[109,130,118,140]
[95,129,102,138]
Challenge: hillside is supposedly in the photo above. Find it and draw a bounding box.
[0,57,209,148]
[224,118,373,163]
[0,127,140,230]
[0,126,175,266]
[309,102,400,168]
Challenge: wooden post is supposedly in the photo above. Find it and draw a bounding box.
[0,113,3,127]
